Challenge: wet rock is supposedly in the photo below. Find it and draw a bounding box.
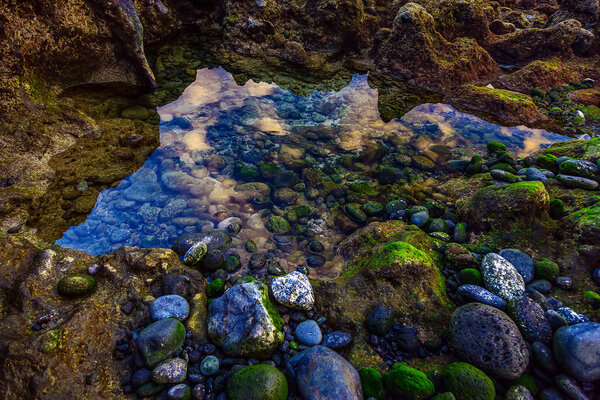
[57,273,96,297]
[481,253,525,301]
[199,250,225,271]
[345,203,368,222]
[532,341,559,374]
[450,303,529,379]
[306,254,326,268]
[507,296,553,344]
[366,305,395,337]
[150,295,190,321]
[208,280,283,358]
[248,253,267,271]
[137,318,186,367]
[411,211,430,227]
[183,242,208,267]
[498,249,535,283]
[227,364,288,400]
[287,345,362,400]
[322,331,352,350]
[265,216,291,234]
[456,284,507,310]
[273,188,298,206]
[168,383,192,400]
[442,362,495,400]
[295,320,322,346]
[559,159,599,180]
[556,174,599,190]
[383,362,434,400]
[554,322,600,382]
[505,385,533,400]
[200,355,219,376]
[271,271,314,311]
[152,358,187,384]
[172,231,232,255]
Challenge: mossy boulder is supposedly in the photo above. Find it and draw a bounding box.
[383,362,435,400]
[359,367,385,400]
[550,198,565,219]
[442,362,495,400]
[534,258,559,281]
[206,278,225,298]
[137,318,186,367]
[57,273,96,297]
[226,364,288,400]
[458,181,550,230]
[487,142,507,153]
[265,216,291,234]
[567,201,600,244]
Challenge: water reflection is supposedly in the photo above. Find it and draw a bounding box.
[56,68,568,276]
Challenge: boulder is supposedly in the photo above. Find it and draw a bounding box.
[227,365,288,400]
[271,271,314,311]
[554,322,600,382]
[481,253,525,301]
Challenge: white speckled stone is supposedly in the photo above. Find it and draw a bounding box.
[481,253,525,301]
[271,271,314,311]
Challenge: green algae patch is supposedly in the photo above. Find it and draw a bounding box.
[360,367,386,400]
[37,328,65,354]
[567,201,600,244]
[226,364,288,400]
[442,362,495,400]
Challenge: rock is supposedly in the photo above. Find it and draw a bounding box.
[442,362,495,400]
[458,181,549,231]
[554,322,600,382]
[227,364,288,400]
[200,355,219,376]
[207,280,283,358]
[366,305,395,337]
[525,167,548,185]
[205,279,224,298]
[345,203,368,222]
[558,159,599,181]
[498,249,535,283]
[359,367,385,400]
[233,182,271,201]
[168,383,192,400]
[456,285,506,310]
[411,211,430,227]
[555,374,588,400]
[491,169,517,183]
[450,303,529,379]
[535,258,560,281]
[172,231,232,255]
[161,274,191,297]
[132,368,152,388]
[481,253,525,301]
[273,188,298,206]
[567,201,600,244]
[322,331,352,350]
[199,250,225,271]
[556,174,599,190]
[57,273,96,297]
[150,295,190,321]
[183,242,208,266]
[248,253,266,271]
[271,271,314,311]
[295,320,322,346]
[382,362,435,400]
[507,296,553,344]
[137,318,186,367]
[505,385,533,400]
[265,216,291,234]
[288,345,362,400]
[152,358,187,384]
[532,341,559,374]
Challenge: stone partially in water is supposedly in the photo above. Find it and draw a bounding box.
[207,280,283,358]
[271,271,314,311]
[137,318,186,367]
[183,242,207,267]
[57,273,96,297]
[450,303,529,379]
[172,231,232,255]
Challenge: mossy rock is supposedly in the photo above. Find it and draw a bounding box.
[567,201,600,244]
[459,268,483,286]
[265,216,291,234]
[584,105,600,122]
[226,363,288,400]
[536,154,558,171]
[57,273,96,297]
[549,198,564,219]
[234,162,260,181]
[206,278,225,298]
[487,142,507,153]
[465,155,482,176]
[534,258,559,281]
[383,362,435,400]
[513,373,536,393]
[442,362,495,400]
[489,163,516,174]
[584,291,600,308]
[359,367,385,400]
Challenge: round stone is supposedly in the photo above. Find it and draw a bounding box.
[249,253,267,270]
[344,203,367,222]
[307,254,326,268]
[322,331,352,350]
[265,216,291,234]
[449,303,529,379]
[168,383,192,400]
[200,356,220,376]
[225,254,241,273]
[295,319,322,346]
[507,296,552,344]
[150,295,190,321]
[498,249,535,283]
[152,358,187,384]
[183,242,208,267]
[273,188,298,206]
[137,318,186,367]
[456,284,507,310]
[226,364,288,400]
[366,305,395,336]
[57,273,96,297]
[271,271,314,311]
[308,240,324,253]
[411,211,430,227]
[200,250,225,271]
[554,322,600,382]
[481,253,525,301]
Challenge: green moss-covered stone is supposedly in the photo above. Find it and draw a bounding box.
[265,216,291,234]
[584,291,600,308]
[489,163,516,174]
[465,155,483,176]
[487,142,507,153]
[443,362,495,400]
[57,273,96,297]
[536,154,558,170]
[206,278,225,298]
[584,105,600,122]
[534,258,559,281]
[137,318,186,367]
[234,162,259,181]
[359,367,385,400]
[549,198,564,219]
[459,268,483,286]
[226,364,288,400]
[514,373,536,393]
[345,203,368,222]
[383,362,435,400]
[38,329,64,353]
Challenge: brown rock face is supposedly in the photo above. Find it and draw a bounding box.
[0,242,206,399]
[374,3,496,90]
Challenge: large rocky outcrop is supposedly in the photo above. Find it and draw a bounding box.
[374,3,496,89]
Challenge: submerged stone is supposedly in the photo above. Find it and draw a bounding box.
[57,273,96,297]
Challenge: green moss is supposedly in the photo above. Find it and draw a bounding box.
[465,154,482,176]
[458,268,483,286]
[536,154,558,170]
[443,362,495,400]
[260,285,283,332]
[57,273,96,297]
[359,367,386,400]
[234,162,259,181]
[366,242,433,272]
[489,163,516,174]
[226,364,288,400]
[514,373,536,393]
[383,363,435,400]
[584,291,600,308]
[265,216,291,234]
[206,278,225,298]
[584,105,600,122]
[534,258,559,281]
[549,198,565,219]
[38,329,64,353]
[487,142,507,153]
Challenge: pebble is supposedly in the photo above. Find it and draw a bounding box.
[322,331,352,350]
[555,276,573,290]
[271,271,314,311]
[411,210,430,227]
[532,341,559,375]
[365,305,395,336]
[295,319,322,346]
[150,295,190,321]
[456,284,507,310]
[152,358,187,384]
[168,383,192,400]
[481,253,525,301]
[200,356,220,376]
[499,248,535,283]
[131,368,152,388]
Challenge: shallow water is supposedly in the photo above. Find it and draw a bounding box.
[56,67,569,278]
